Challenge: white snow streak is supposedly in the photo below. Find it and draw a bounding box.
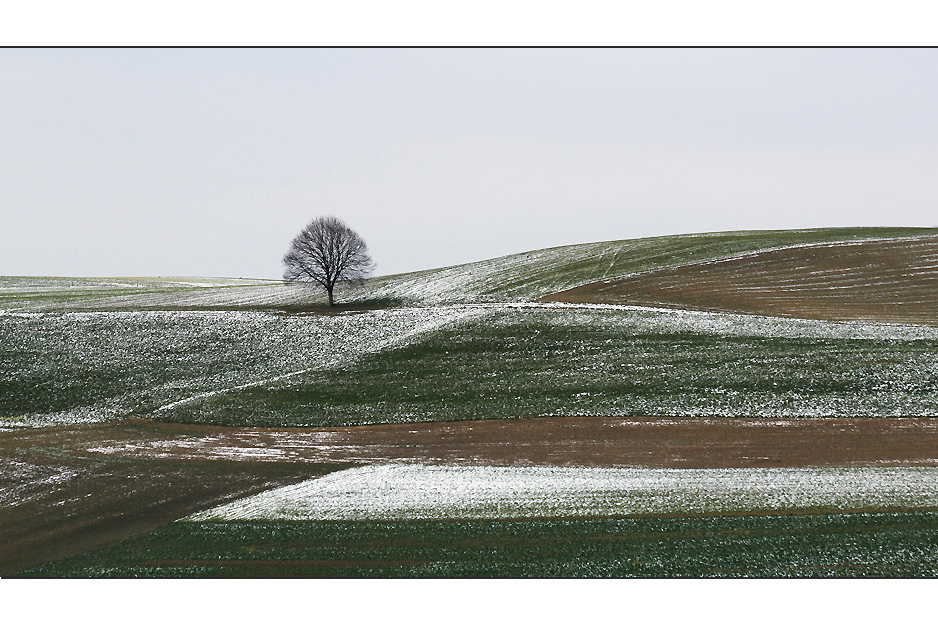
[186,464,938,521]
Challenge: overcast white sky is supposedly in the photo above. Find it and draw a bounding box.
[3,47,938,279]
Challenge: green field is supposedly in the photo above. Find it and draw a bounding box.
[16,511,938,578]
[157,307,938,427]
[0,306,476,427]
[4,227,934,312]
[360,227,938,305]
[5,305,938,429]
[6,227,938,578]
[0,276,275,312]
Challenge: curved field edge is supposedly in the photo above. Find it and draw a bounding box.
[7,303,938,430]
[0,306,483,428]
[6,228,938,431]
[357,227,938,304]
[11,227,938,311]
[15,510,938,578]
[0,443,349,576]
[542,234,938,325]
[156,306,938,427]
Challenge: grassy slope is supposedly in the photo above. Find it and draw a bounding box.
[16,511,938,578]
[10,227,938,578]
[0,307,476,427]
[9,227,936,310]
[357,227,938,304]
[7,228,938,428]
[158,306,938,427]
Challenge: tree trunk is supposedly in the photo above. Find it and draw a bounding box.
[326,285,335,307]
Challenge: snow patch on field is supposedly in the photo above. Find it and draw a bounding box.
[186,464,938,521]
[0,459,79,507]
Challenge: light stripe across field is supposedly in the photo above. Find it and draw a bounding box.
[186,464,938,521]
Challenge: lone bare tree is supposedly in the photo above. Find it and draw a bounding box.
[282,216,375,306]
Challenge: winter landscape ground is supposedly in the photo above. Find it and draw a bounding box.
[5,227,938,577]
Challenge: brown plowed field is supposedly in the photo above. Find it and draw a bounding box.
[0,422,347,575]
[5,415,938,574]
[10,416,937,469]
[541,236,938,324]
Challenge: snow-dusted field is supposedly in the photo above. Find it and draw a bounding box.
[356,229,937,305]
[504,302,938,341]
[0,276,276,311]
[187,464,938,521]
[0,458,78,508]
[0,306,485,427]
[7,300,938,428]
[544,235,938,326]
[9,229,938,579]
[6,229,928,311]
[7,228,938,429]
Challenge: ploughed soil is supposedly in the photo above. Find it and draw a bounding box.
[541,236,938,325]
[5,415,938,574]
[0,425,346,575]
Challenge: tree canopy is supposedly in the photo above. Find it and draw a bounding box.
[282,216,374,306]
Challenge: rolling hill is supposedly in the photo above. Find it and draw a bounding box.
[7,226,937,311]
[8,226,938,578]
[542,234,938,325]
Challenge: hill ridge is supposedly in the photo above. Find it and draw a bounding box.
[5,226,938,311]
